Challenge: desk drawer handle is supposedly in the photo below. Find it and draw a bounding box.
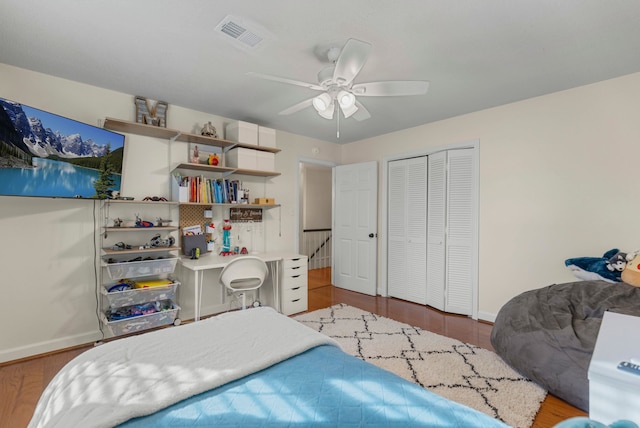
[291,287,300,291]
[291,266,301,270]
[291,298,300,302]
[292,275,301,278]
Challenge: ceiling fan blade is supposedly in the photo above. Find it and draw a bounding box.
[352,100,371,121]
[247,72,324,91]
[333,39,372,86]
[351,81,429,96]
[278,97,314,116]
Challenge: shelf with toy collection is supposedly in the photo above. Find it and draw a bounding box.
[99,199,181,336]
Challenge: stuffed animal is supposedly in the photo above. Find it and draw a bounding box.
[621,253,640,287]
[565,249,623,282]
[606,251,628,272]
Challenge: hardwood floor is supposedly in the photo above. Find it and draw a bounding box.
[0,267,585,428]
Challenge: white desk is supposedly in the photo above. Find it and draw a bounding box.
[179,252,302,321]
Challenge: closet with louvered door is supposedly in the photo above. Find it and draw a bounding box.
[388,147,477,316]
[426,148,476,316]
[387,156,428,304]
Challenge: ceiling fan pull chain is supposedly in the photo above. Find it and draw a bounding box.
[336,105,340,138]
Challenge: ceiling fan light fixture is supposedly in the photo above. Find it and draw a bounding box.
[312,93,332,112]
[341,103,358,118]
[318,101,335,119]
[337,90,356,109]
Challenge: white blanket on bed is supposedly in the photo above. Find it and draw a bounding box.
[28,307,339,428]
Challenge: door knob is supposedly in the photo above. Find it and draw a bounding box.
[369,233,376,238]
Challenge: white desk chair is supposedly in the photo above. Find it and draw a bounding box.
[218,256,268,310]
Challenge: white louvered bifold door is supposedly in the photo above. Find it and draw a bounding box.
[405,157,427,304]
[444,148,475,315]
[387,157,427,304]
[426,151,447,311]
[387,159,407,299]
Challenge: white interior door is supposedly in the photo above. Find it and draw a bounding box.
[332,161,378,296]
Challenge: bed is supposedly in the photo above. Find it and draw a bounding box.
[490,280,640,412]
[29,307,508,428]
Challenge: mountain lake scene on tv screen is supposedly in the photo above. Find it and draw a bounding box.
[0,98,124,199]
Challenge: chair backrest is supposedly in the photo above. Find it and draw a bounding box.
[218,256,268,292]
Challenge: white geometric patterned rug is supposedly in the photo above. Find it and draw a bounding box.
[294,303,546,428]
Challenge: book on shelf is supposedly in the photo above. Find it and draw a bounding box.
[174,174,243,204]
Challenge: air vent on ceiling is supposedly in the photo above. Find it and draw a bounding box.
[215,15,264,48]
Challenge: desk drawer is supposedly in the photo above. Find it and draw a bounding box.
[281,273,307,291]
[283,257,307,270]
[284,265,306,277]
[281,289,307,316]
[281,282,307,300]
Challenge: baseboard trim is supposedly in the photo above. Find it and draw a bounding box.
[0,331,102,364]
[478,311,497,323]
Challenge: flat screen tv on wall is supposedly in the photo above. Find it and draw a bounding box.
[0,96,125,199]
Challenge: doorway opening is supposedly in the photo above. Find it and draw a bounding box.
[297,158,335,289]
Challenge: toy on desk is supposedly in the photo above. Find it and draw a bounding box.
[190,247,200,259]
[222,219,232,253]
[142,196,168,202]
[207,153,219,166]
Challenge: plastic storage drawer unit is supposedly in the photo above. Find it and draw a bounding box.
[102,281,179,308]
[588,311,640,424]
[105,257,178,280]
[102,301,180,336]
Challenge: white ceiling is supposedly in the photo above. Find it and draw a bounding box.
[2,0,640,144]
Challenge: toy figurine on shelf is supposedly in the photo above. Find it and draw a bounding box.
[220,219,232,255]
[207,153,219,166]
[191,145,199,164]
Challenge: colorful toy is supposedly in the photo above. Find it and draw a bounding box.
[135,214,154,228]
[207,153,219,166]
[221,219,232,253]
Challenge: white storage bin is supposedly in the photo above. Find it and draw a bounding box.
[256,151,275,171]
[258,126,276,148]
[102,281,179,308]
[225,121,258,145]
[102,301,180,335]
[105,257,178,280]
[588,311,640,424]
[226,147,258,170]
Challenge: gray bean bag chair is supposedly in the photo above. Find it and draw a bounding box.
[490,280,640,411]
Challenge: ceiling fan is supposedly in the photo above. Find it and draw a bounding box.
[247,38,429,126]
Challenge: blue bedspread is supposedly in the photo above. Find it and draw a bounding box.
[119,345,507,427]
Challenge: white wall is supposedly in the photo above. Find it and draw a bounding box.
[0,63,341,362]
[342,72,640,320]
[3,61,639,361]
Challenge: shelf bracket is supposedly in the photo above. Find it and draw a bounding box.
[221,169,237,178]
